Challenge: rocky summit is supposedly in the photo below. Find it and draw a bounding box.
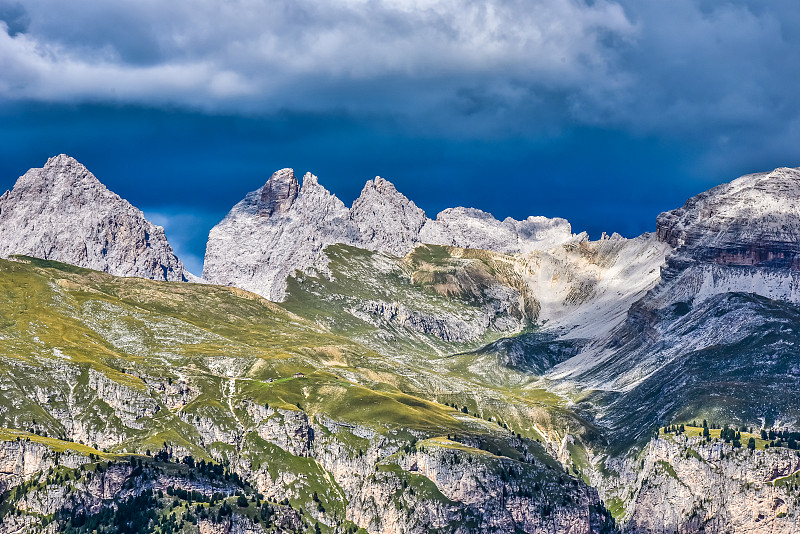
[203,168,575,300]
[1,157,800,534]
[0,155,189,282]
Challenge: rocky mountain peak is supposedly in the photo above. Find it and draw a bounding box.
[350,176,427,256]
[204,168,578,300]
[258,168,299,217]
[656,166,800,269]
[419,208,576,255]
[13,154,101,195]
[353,176,420,210]
[301,171,319,189]
[0,155,189,282]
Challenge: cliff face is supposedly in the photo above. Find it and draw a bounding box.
[225,411,615,534]
[547,167,800,409]
[0,155,189,281]
[656,167,800,269]
[202,169,354,301]
[624,436,800,534]
[651,166,800,305]
[0,257,615,533]
[0,398,614,534]
[0,439,90,494]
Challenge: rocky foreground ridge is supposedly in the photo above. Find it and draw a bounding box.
[0,155,189,282]
[203,168,576,300]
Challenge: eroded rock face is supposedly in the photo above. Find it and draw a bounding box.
[258,168,299,217]
[420,207,573,255]
[624,436,800,534]
[354,299,494,343]
[657,167,800,269]
[394,444,610,533]
[204,169,575,300]
[548,167,800,396]
[0,155,189,281]
[0,439,89,494]
[350,176,428,256]
[202,169,353,301]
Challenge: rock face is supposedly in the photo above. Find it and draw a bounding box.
[625,436,800,534]
[548,166,800,395]
[420,207,573,254]
[202,169,353,300]
[0,439,90,494]
[350,176,429,256]
[203,168,575,300]
[0,155,188,281]
[533,167,800,533]
[649,166,800,306]
[656,167,800,268]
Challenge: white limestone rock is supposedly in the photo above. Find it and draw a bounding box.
[547,166,800,397]
[204,168,576,300]
[0,155,188,281]
[350,176,428,256]
[656,167,800,266]
[420,207,573,254]
[202,168,353,301]
[626,435,800,533]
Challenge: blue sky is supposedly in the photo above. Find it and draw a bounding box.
[1,0,798,275]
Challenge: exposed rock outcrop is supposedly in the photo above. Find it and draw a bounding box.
[202,169,353,300]
[0,155,189,281]
[420,207,573,254]
[652,166,800,305]
[203,168,576,300]
[548,167,800,396]
[350,176,428,256]
[624,435,800,533]
[0,439,90,494]
[656,167,800,268]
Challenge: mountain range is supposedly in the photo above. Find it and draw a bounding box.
[0,154,799,533]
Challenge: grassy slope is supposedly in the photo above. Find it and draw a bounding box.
[0,255,586,472]
[280,245,595,443]
[0,254,613,531]
[282,243,530,357]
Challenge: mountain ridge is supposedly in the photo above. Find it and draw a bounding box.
[203,167,578,300]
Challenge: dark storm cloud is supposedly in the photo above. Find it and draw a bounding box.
[2,0,797,153]
[0,1,632,109]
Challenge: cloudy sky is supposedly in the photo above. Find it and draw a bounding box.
[1,0,798,274]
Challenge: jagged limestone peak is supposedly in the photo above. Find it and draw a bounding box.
[0,155,189,281]
[204,168,578,300]
[350,176,428,256]
[258,168,300,217]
